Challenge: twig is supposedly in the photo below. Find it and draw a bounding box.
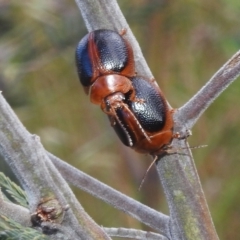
[177,50,240,130]
[0,190,31,227]
[48,152,170,237]
[0,93,110,239]
[103,227,168,240]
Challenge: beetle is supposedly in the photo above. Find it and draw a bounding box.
[110,75,174,155]
[75,29,174,155]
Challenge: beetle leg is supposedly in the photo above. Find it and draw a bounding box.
[114,102,152,143]
[106,104,134,147]
[111,107,134,147]
[120,103,151,143]
[119,28,127,36]
[102,94,152,144]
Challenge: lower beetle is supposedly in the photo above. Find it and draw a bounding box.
[110,76,174,155]
[75,29,174,155]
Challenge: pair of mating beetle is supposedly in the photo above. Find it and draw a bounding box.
[75,29,178,156]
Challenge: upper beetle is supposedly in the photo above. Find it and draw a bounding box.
[75,29,135,93]
[75,29,174,155]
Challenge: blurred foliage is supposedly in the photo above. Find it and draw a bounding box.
[0,172,48,239]
[0,215,50,240]
[0,0,240,239]
[0,172,28,208]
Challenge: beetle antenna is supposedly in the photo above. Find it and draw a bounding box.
[134,117,152,143]
[138,155,158,191]
[121,104,152,143]
[111,107,134,147]
[188,145,208,150]
[138,144,207,190]
[166,144,208,154]
[111,103,151,143]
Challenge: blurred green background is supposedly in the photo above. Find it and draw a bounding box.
[0,0,240,239]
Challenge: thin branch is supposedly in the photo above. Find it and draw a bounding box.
[163,49,240,239]
[103,227,168,240]
[0,92,110,239]
[0,190,31,227]
[156,140,219,240]
[177,50,240,130]
[48,152,170,237]
[73,0,225,239]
